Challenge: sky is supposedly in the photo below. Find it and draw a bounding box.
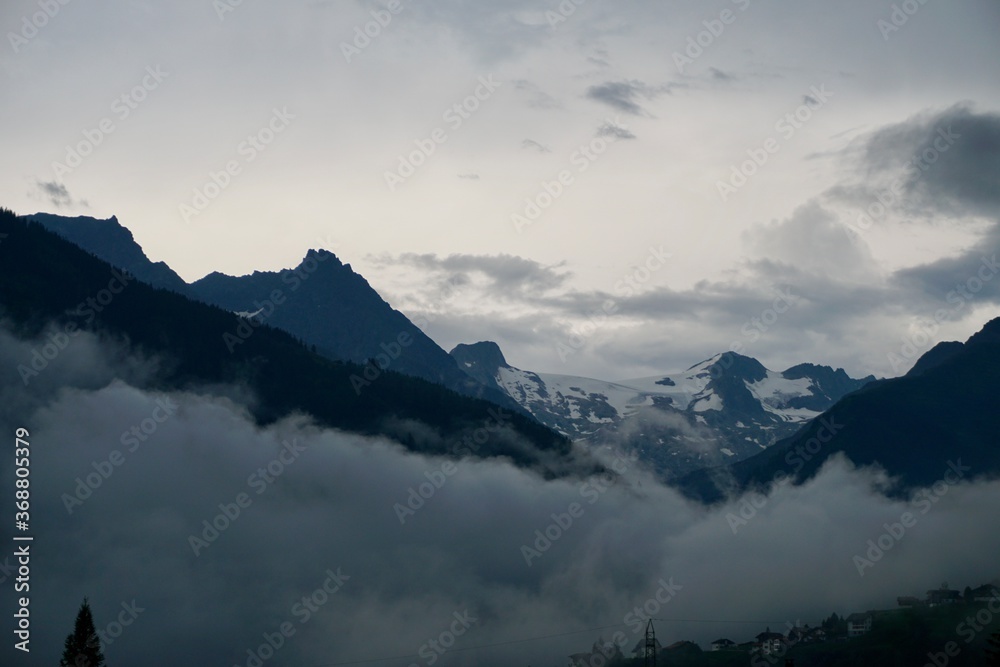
[3,327,1000,666]
[3,0,1000,381]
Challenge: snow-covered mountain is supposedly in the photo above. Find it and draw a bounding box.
[450,342,876,478]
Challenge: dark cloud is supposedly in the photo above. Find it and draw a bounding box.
[34,180,85,208]
[585,80,674,116]
[708,67,736,82]
[4,324,1000,666]
[596,120,636,141]
[830,104,1000,220]
[825,104,1000,309]
[384,252,571,296]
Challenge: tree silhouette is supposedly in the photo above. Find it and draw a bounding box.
[60,598,106,667]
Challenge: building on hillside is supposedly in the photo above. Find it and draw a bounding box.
[897,596,923,607]
[846,613,872,637]
[711,638,736,651]
[787,624,825,644]
[971,584,1000,603]
[927,583,962,606]
[755,629,785,655]
[665,640,700,652]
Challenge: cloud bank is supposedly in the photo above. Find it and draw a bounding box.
[2,325,999,666]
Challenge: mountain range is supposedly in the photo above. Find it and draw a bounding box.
[2,209,579,477]
[451,341,875,478]
[680,319,1000,502]
[18,210,1000,496]
[26,212,526,415]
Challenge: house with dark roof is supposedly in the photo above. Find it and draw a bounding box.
[710,638,736,651]
[927,583,962,606]
[787,624,825,644]
[971,584,1000,603]
[846,612,872,637]
[754,628,785,655]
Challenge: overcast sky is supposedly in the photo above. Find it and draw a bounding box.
[3,0,1000,380]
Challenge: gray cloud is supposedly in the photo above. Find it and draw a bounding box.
[513,79,562,110]
[585,80,673,116]
[822,105,1000,311]
[742,200,876,281]
[709,67,736,83]
[596,120,636,141]
[34,181,84,208]
[521,138,552,153]
[381,252,571,297]
[831,104,1000,220]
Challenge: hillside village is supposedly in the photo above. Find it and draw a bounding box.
[570,581,1000,666]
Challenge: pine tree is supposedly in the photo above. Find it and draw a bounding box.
[60,598,106,667]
